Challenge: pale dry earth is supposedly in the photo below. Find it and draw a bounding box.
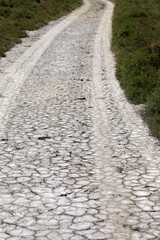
[0,0,160,239]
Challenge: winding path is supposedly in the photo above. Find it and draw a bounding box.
[0,0,160,239]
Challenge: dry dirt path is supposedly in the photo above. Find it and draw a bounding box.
[0,0,160,239]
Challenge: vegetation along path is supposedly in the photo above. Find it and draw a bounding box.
[0,0,160,239]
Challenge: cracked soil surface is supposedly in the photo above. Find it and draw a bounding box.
[0,0,160,239]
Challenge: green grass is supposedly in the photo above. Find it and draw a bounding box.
[112,0,160,139]
[0,0,82,57]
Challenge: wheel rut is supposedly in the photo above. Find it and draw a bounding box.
[0,0,160,240]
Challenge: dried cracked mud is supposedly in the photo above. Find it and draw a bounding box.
[0,0,160,239]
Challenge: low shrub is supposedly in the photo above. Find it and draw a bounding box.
[112,0,160,138]
[142,87,160,139]
[0,0,82,56]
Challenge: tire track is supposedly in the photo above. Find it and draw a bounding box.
[0,0,90,139]
[92,1,160,239]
